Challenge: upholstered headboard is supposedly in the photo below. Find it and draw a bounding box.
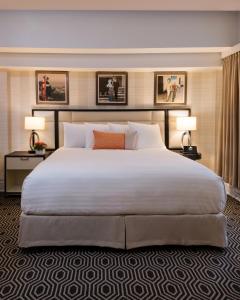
[32,107,190,150]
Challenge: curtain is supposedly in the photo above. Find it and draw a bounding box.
[217,52,240,189]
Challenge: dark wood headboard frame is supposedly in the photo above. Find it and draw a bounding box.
[32,107,191,150]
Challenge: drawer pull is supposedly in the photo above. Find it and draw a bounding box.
[20,157,29,161]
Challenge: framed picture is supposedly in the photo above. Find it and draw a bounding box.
[36,71,69,105]
[154,72,187,105]
[96,72,128,105]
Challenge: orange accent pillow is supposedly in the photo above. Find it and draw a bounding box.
[93,130,125,149]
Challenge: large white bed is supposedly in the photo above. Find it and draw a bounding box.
[19,147,227,248]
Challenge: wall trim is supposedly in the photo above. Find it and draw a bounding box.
[222,42,240,58]
[0,0,239,11]
[0,47,230,55]
[0,52,222,69]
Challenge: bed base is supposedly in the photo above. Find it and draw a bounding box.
[18,213,227,249]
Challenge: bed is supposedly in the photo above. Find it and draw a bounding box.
[19,147,227,249]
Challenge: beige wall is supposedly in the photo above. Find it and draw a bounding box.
[189,70,222,169]
[0,69,222,190]
[0,72,10,189]
[69,72,154,107]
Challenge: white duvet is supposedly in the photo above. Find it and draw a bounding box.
[21,148,226,216]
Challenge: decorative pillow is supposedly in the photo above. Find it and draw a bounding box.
[128,122,165,149]
[109,123,129,133]
[125,130,138,150]
[93,130,125,150]
[63,123,86,148]
[85,123,109,148]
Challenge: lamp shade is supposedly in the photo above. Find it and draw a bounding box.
[25,116,45,130]
[176,116,197,131]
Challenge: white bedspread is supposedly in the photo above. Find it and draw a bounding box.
[21,148,226,215]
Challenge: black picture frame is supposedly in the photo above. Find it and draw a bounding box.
[96,72,128,105]
[154,71,187,105]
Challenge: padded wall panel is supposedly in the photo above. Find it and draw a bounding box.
[71,111,153,122]
[152,111,165,143]
[59,111,72,122]
[58,110,165,147]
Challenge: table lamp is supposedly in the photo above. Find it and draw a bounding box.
[25,116,45,153]
[176,116,197,149]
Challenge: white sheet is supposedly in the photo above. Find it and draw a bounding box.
[21,148,226,215]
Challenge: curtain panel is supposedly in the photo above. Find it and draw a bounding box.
[217,52,240,189]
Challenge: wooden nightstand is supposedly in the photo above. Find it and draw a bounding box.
[4,151,51,196]
[172,150,202,161]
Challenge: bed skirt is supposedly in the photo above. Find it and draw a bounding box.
[18,213,228,249]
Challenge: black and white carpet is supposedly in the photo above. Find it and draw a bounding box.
[0,196,240,300]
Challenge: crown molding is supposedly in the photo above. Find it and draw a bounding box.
[0,47,230,55]
[0,0,239,11]
[221,43,240,58]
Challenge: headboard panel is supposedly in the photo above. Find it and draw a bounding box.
[58,110,165,147]
[33,107,190,150]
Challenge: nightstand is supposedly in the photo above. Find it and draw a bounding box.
[4,151,51,196]
[172,150,202,161]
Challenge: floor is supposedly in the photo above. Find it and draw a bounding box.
[0,196,240,300]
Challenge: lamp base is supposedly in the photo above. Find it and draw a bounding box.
[181,131,191,149]
[29,130,40,151]
[183,145,198,154]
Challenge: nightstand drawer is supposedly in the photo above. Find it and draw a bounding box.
[7,157,43,170]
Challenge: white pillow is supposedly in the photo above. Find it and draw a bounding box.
[85,123,109,148]
[125,130,138,150]
[63,123,86,148]
[109,123,137,150]
[128,122,165,149]
[109,123,129,133]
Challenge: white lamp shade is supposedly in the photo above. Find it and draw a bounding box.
[176,116,197,131]
[25,116,45,130]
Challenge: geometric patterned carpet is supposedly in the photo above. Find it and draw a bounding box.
[0,196,240,300]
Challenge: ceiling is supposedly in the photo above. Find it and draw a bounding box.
[0,0,239,11]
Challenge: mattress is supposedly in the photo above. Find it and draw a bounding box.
[21,148,226,216]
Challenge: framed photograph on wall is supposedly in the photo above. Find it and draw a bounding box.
[154,72,187,105]
[96,72,128,105]
[36,71,69,105]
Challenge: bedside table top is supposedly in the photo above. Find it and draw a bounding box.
[5,151,53,158]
